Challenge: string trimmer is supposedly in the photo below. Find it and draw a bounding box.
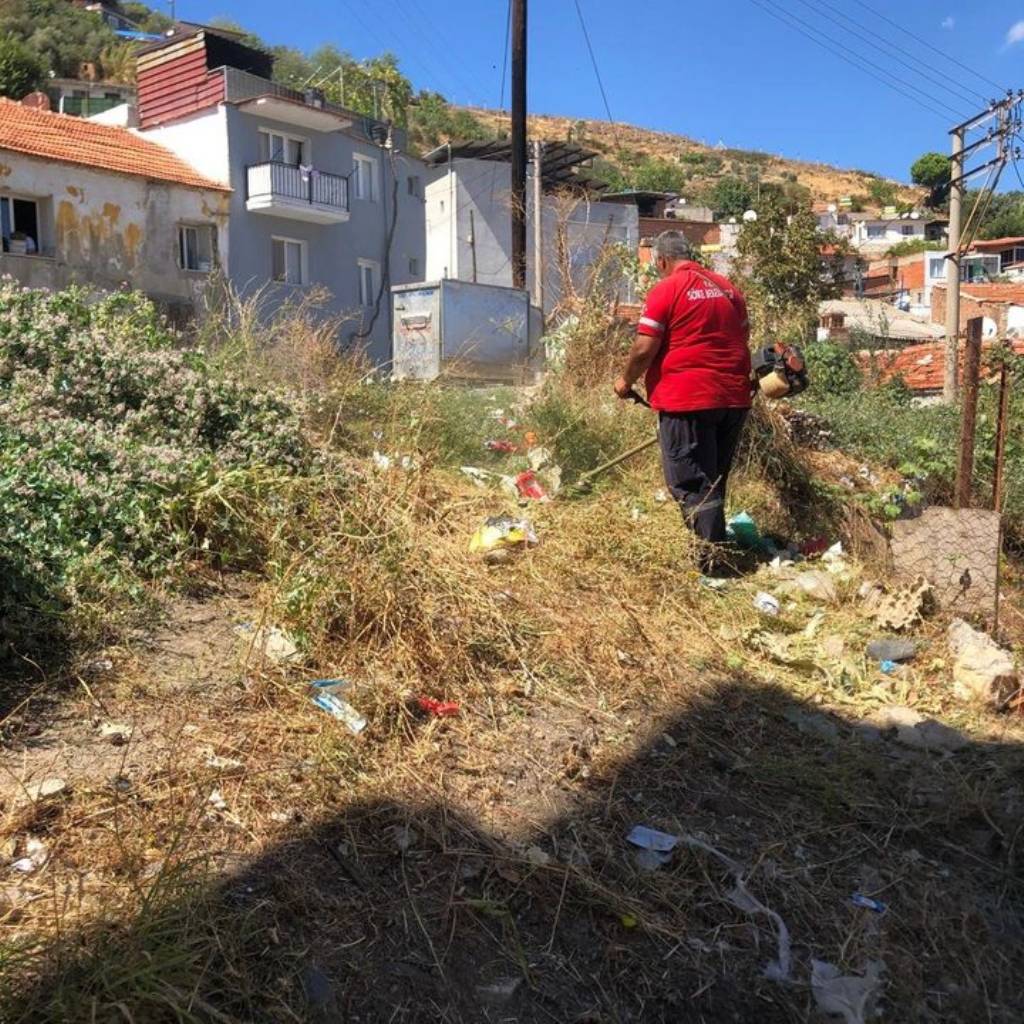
[566,390,659,496]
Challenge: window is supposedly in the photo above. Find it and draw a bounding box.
[928,256,946,280]
[1,196,40,254]
[407,175,421,197]
[408,256,420,278]
[901,224,915,236]
[178,224,216,272]
[353,154,378,201]
[272,237,306,285]
[358,258,379,306]
[260,130,306,166]
[866,225,885,239]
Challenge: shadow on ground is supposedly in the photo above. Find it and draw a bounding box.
[4,672,1023,1023]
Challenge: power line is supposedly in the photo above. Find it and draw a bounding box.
[796,0,989,108]
[746,0,969,124]
[571,0,620,147]
[392,0,484,102]
[855,0,1008,96]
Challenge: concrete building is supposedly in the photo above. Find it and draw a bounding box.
[422,140,638,313]
[135,26,427,363]
[44,77,136,119]
[846,210,947,255]
[0,99,228,317]
[817,298,943,347]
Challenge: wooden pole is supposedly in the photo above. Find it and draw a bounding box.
[954,316,983,508]
[993,360,1010,632]
[510,0,527,290]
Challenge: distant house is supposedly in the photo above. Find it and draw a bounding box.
[70,1,148,34]
[931,282,1024,340]
[818,298,943,347]
[846,210,947,253]
[44,77,136,119]
[421,140,638,312]
[0,99,229,319]
[601,190,720,268]
[134,25,427,362]
[969,236,1024,273]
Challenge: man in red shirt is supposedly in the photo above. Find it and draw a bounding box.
[614,231,752,567]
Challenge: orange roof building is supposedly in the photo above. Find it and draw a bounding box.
[0,99,228,192]
[0,99,229,315]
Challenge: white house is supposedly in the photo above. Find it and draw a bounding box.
[847,210,947,254]
[423,141,638,313]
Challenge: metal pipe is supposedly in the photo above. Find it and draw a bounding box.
[944,127,964,402]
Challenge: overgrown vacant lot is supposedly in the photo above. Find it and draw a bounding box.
[0,286,1022,1023]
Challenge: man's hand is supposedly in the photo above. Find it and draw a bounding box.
[613,376,634,400]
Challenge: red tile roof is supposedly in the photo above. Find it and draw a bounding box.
[971,237,1024,251]
[857,339,1024,392]
[0,100,228,192]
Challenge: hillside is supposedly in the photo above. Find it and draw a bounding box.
[464,106,923,210]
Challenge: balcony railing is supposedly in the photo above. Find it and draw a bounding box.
[56,95,126,118]
[246,161,349,218]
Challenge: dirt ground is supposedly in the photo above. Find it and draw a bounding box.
[2,562,1023,1022]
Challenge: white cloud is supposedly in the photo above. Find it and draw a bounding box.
[941,15,954,30]
[1007,20,1024,45]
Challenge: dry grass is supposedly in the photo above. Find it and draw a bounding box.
[1,310,1022,1022]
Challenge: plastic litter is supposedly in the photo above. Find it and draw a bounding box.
[726,511,765,551]
[311,679,367,735]
[794,570,840,604]
[866,638,917,663]
[810,959,885,1024]
[207,789,228,811]
[484,440,517,453]
[460,466,494,488]
[514,470,548,501]
[879,660,898,675]
[235,623,300,663]
[627,824,680,870]
[527,446,554,470]
[469,516,538,554]
[754,592,781,616]
[800,536,829,557]
[850,893,887,914]
[11,838,48,874]
[417,696,460,718]
[679,832,792,982]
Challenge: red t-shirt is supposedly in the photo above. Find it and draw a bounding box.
[637,262,753,412]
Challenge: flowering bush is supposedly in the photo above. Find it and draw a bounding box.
[0,283,306,659]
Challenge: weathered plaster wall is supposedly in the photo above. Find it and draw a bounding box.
[0,151,229,313]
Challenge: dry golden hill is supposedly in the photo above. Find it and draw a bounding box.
[464,107,922,210]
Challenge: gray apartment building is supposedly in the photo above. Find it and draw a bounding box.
[135,26,426,364]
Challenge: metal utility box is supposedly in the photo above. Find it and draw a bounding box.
[391,279,543,382]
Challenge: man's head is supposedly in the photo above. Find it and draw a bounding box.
[652,230,694,278]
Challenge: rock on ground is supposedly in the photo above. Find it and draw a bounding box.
[947,619,1019,707]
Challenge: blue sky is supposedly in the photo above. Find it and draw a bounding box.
[181,0,1023,183]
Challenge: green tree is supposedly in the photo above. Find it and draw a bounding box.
[408,91,491,150]
[0,0,117,79]
[737,197,839,343]
[631,156,688,193]
[0,37,43,98]
[866,177,897,208]
[709,176,753,218]
[910,152,950,191]
[120,2,173,33]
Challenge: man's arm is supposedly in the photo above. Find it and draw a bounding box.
[614,283,669,399]
[613,333,663,398]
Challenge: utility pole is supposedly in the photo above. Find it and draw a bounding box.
[942,92,1023,402]
[943,127,963,403]
[532,139,544,309]
[510,0,527,290]
[954,316,983,508]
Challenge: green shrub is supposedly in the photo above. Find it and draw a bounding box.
[0,285,305,661]
[803,340,861,396]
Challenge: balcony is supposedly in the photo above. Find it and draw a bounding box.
[246,162,349,224]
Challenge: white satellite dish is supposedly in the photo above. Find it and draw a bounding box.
[742,209,758,222]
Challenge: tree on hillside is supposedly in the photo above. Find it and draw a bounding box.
[0,0,117,79]
[631,157,689,194]
[866,177,897,208]
[120,2,173,33]
[0,37,43,98]
[737,197,843,343]
[709,176,753,218]
[408,91,491,150]
[972,190,1024,240]
[910,152,950,191]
